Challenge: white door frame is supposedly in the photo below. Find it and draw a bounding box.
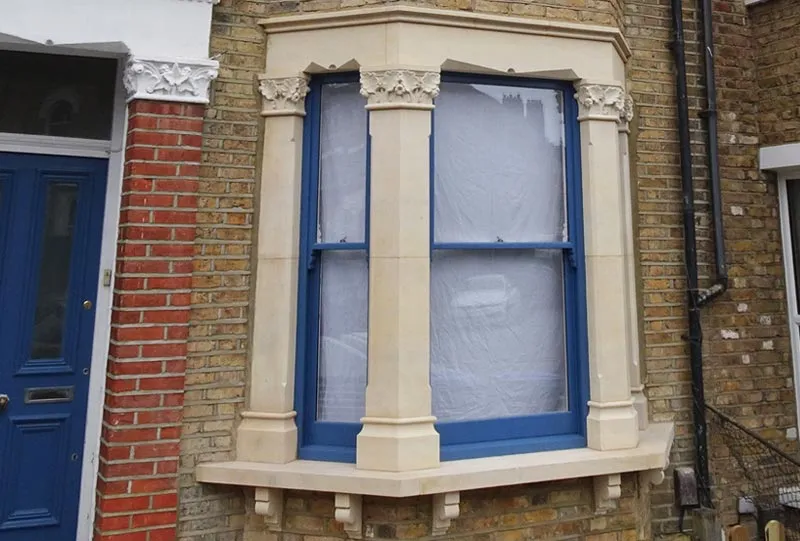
[777,175,800,430]
[763,143,800,434]
[0,55,127,541]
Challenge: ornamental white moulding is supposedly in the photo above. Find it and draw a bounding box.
[575,83,627,121]
[124,56,219,104]
[359,69,441,109]
[258,74,311,116]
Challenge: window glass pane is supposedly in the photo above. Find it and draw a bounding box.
[317,250,368,422]
[433,82,566,244]
[431,249,567,422]
[0,51,116,140]
[787,180,800,311]
[317,83,367,243]
[31,183,79,359]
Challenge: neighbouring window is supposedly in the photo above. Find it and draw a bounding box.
[296,73,588,462]
[0,51,116,140]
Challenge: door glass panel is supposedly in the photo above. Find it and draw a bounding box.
[31,183,79,360]
[0,51,116,139]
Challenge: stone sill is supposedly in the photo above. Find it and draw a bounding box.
[744,0,770,6]
[196,422,673,498]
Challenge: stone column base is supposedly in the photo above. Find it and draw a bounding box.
[237,411,298,464]
[587,401,639,451]
[357,417,439,471]
[631,385,649,430]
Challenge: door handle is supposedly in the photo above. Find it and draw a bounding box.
[0,394,8,411]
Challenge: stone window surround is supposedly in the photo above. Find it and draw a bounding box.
[196,5,674,534]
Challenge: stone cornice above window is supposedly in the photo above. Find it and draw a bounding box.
[744,0,771,6]
[124,56,219,104]
[259,5,631,61]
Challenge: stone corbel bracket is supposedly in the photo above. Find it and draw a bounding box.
[335,493,363,539]
[254,487,284,531]
[640,468,666,487]
[593,473,622,514]
[432,491,460,536]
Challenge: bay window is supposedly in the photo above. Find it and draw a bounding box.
[296,73,588,462]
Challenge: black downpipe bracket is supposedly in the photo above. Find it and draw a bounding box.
[669,0,729,511]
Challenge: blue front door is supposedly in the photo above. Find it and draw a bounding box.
[0,152,107,541]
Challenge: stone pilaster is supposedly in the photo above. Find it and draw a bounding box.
[356,68,441,471]
[575,82,639,450]
[236,74,309,463]
[618,94,648,430]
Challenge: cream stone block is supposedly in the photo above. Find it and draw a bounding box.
[357,420,440,471]
[237,415,297,464]
[585,255,632,404]
[258,115,304,260]
[587,402,639,451]
[580,119,626,258]
[261,7,630,82]
[263,26,390,78]
[250,257,299,414]
[365,256,432,419]
[398,24,617,82]
[369,110,431,258]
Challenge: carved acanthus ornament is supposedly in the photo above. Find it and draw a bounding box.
[124,57,219,104]
[574,83,627,121]
[258,75,311,116]
[360,69,440,109]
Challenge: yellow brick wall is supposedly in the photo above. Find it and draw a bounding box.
[752,0,800,146]
[179,0,800,539]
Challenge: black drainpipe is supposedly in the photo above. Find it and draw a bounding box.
[669,0,729,510]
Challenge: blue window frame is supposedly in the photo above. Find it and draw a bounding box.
[296,73,369,462]
[295,72,588,463]
[431,73,588,460]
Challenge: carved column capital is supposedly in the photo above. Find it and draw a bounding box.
[359,68,440,110]
[124,56,219,104]
[574,82,626,122]
[619,93,635,132]
[258,74,310,116]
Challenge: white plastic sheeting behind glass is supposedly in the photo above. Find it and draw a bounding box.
[431,82,568,422]
[316,251,369,422]
[317,82,368,244]
[315,82,369,423]
[433,82,566,243]
[431,250,567,421]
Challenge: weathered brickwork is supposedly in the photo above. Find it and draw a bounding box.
[626,0,796,536]
[95,101,203,541]
[176,0,800,540]
[752,0,800,146]
[236,477,648,541]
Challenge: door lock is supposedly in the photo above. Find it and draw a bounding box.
[0,394,9,411]
[82,300,93,310]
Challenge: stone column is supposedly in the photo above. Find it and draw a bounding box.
[619,95,648,430]
[575,82,639,451]
[356,68,441,471]
[236,75,309,464]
